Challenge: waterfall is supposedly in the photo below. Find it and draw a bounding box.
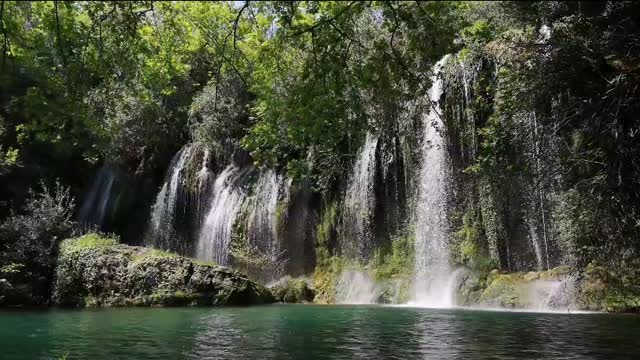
[412,55,457,308]
[78,165,117,228]
[196,164,290,274]
[196,165,250,265]
[195,148,214,228]
[246,170,289,264]
[342,132,379,260]
[148,144,196,250]
[336,271,379,304]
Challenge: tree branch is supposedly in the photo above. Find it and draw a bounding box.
[233,1,249,52]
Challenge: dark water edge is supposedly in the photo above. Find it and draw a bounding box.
[1,304,639,360]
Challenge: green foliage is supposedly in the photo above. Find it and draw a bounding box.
[371,233,414,281]
[0,116,19,174]
[61,233,119,254]
[451,207,495,271]
[190,74,252,154]
[0,262,24,275]
[1,0,640,305]
[312,255,345,304]
[0,181,76,304]
[551,190,605,266]
[241,1,462,191]
[0,182,76,269]
[579,261,640,313]
[270,278,315,303]
[314,201,338,265]
[460,20,495,53]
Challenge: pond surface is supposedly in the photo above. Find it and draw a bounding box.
[1,305,639,359]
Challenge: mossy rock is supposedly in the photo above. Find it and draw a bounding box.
[479,272,527,307]
[378,275,412,304]
[575,262,640,313]
[459,267,575,309]
[457,270,488,305]
[52,234,274,307]
[270,278,315,303]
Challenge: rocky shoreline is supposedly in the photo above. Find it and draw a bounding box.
[2,234,639,312]
[1,234,274,308]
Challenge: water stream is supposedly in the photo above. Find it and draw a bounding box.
[196,165,250,265]
[148,145,195,249]
[342,132,379,260]
[412,55,456,307]
[78,165,118,228]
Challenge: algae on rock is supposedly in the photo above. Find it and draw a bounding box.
[53,234,274,307]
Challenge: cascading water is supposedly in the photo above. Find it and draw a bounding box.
[196,164,291,272]
[196,165,250,265]
[195,148,214,227]
[342,132,379,260]
[78,165,117,228]
[148,145,195,249]
[246,170,289,266]
[411,55,458,308]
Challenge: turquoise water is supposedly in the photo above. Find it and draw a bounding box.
[1,305,639,359]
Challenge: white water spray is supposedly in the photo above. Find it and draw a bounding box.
[148,145,195,249]
[246,170,286,256]
[78,165,117,228]
[336,271,379,305]
[343,132,379,260]
[412,55,457,308]
[197,165,249,265]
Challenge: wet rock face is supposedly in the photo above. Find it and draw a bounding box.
[53,235,274,307]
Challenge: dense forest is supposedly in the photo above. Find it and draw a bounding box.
[0,1,639,311]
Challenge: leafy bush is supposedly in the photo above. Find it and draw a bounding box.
[86,81,184,172]
[190,75,252,154]
[0,115,19,175]
[0,182,76,304]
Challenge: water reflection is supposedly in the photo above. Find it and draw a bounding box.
[0,306,639,360]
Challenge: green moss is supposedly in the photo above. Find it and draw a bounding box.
[371,233,414,281]
[463,267,575,309]
[479,272,525,307]
[193,259,217,267]
[271,278,315,303]
[274,199,288,235]
[312,255,344,304]
[131,248,180,263]
[312,201,342,303]
[316,201,338,254]
[54,236,274,307]
[60,233,119,253]
[458,47,471,62]
[577,261,640,313]
[368,229,415,303]
[313,233,416,304]
[451,207,495,272]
